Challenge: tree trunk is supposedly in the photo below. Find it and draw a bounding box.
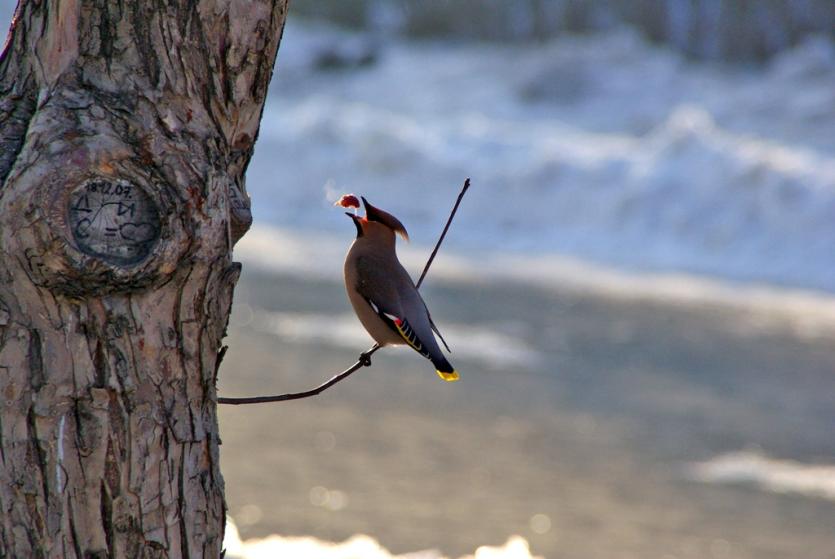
[0,1,288,556]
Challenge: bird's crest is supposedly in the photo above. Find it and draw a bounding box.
[361,197,409,241]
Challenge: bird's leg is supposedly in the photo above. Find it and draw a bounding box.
[359,351,373,367]
[359,344,380,367]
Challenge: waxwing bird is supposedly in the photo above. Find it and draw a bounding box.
[342,197,458,381]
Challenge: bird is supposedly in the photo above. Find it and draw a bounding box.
[340,196,458,382]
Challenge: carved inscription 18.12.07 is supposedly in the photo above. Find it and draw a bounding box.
[68,178,161,265]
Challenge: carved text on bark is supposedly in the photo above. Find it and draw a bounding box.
[68,178,161,266]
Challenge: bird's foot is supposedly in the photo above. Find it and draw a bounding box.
[359,351,373,367]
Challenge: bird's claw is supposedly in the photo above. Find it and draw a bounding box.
[359,352,373,367]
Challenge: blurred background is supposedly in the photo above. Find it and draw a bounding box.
[4,1,835,557]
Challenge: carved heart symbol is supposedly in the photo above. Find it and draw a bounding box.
[119,222,158,243]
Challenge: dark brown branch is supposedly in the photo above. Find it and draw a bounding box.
[217,345,379,405]
[217,178,471,405]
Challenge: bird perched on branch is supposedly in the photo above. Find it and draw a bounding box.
[339,195,458,381]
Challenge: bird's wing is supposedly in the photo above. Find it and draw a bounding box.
[353,254,403,315]
[362,296,434,359]
[354,254,439,356]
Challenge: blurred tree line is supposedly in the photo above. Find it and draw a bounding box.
[291,0,835,61]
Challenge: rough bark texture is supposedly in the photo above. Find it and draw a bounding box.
[0,1,288,557]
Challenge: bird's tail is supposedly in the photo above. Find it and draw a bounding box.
[433,355,459,382]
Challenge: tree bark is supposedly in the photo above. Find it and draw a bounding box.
[0,1,288,557]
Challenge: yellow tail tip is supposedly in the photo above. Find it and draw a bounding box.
[436,369,459,382]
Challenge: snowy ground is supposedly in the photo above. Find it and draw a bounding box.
[218,269,835,559]
[222,446,835,557]
[224,522,542,559]
[228,21,835,556]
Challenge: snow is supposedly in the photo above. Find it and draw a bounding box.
[223,519,543,559]
[688,451,835,501]
[237,224,835,340]
[245,21,835,293]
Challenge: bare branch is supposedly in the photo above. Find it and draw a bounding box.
[217,345,379,405]
[416,177,470,289]
[217,178,471,405]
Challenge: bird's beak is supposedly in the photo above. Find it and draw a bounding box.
[345,212,363,237]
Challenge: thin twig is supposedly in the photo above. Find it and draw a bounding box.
[416,178,470,289]
[218,178,471,405]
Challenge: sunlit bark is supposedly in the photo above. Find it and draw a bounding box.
[0,1,288,556]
